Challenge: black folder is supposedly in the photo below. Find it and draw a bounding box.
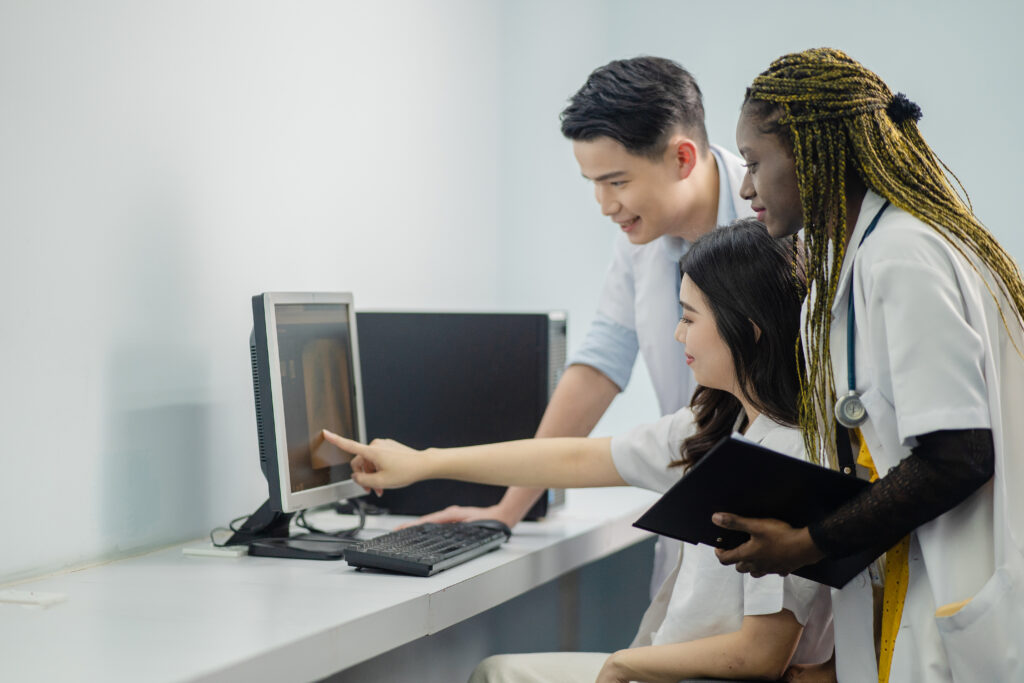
[633,435,888,588]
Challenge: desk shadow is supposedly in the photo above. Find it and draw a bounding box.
[99,346,211,554]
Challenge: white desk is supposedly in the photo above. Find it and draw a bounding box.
[0,488,658,683]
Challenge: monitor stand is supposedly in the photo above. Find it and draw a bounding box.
[224,499,356,561]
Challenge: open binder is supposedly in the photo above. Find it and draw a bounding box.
[633,435,889,588]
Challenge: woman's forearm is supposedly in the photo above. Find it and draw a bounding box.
[808,428,993,558]
[425,437,624,489]
[603,611,801,683]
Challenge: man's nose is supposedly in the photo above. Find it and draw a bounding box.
[595,186,620,216]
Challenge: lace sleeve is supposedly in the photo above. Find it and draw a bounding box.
[808,429,994,558]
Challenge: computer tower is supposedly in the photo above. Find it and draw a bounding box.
[356,311,567,519]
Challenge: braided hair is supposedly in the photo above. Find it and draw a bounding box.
[744,47,1024,467]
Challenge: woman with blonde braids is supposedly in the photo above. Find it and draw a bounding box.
[713,47,1024,681]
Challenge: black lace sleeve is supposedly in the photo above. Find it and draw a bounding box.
[808,429,994,559]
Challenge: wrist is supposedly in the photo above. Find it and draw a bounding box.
[495,487,547,526]
[419,447,443,481]
[797,526,826,565]
[491,499,526,527]
[606,649,638,680]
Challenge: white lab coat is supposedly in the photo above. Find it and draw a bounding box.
[826,191,1024,681]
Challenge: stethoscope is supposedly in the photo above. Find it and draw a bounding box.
[834,200,890,429]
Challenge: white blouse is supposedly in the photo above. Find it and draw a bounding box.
[611,408,834,665]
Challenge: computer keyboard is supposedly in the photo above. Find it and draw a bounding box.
[344,521,511,576]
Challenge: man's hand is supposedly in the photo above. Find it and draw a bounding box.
[397,504,505,529]
[712,513,825,577]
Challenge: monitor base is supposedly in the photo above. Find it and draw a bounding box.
[224,499,354,561]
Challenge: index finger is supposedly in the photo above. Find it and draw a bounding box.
[322,429,365,454]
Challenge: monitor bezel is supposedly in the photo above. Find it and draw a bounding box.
[258,291,368,513]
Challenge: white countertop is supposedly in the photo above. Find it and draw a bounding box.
[0,487,658,683]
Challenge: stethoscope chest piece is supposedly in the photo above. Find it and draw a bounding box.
[836,200,891,432]
[835,391,868,428]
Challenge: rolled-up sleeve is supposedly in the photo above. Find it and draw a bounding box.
[568,235,640,390]
[610,409,694,493]
[862,240,991,443]
[568,313,639,391]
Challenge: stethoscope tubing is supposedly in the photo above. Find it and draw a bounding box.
[835,200,890,429]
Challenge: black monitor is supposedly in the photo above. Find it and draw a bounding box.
[356,311,566,519]
[227,292,367,558]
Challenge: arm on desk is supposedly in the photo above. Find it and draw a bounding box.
[408,364,621,527]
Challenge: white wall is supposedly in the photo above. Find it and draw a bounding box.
[2,0,1021,583]
[495,0,1024,435]
[0,0,505,582]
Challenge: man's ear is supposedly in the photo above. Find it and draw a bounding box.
[750,319,762,342]
[672,138,699,180]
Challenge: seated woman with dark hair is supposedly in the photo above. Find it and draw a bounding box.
[324,219,833,683]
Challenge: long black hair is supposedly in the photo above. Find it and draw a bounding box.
[673,219,807,469]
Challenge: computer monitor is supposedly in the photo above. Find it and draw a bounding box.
[226,292,367,558]
[356,311,567,519]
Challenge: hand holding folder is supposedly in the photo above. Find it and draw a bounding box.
[632,435,889,588]
[710,513,826,578]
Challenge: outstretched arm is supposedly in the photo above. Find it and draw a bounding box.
[321,430,625,494]
[596,609,804,683]
[409,364,621,527]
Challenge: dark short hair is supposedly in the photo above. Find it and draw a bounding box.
[560,56,709,158]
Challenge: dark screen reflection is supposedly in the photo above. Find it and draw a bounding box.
[275,304,357,493]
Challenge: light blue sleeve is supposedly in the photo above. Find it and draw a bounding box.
[567,313,639,391]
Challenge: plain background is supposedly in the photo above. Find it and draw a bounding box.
[1,0,1020,583]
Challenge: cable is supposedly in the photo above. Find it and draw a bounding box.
[209,500,368,547]
[296,499,367,538]
[210,514,257,547]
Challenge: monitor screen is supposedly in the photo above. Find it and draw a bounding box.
[356,311,566,518]
[252,292,367,513]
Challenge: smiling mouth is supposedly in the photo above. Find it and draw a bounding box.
[619,217,640,231]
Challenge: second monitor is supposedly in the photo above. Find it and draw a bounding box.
[356,311,567,519]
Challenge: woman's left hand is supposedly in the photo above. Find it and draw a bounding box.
[712,513,824,577]
[595,651,632,683]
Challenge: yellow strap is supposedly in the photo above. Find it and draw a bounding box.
[935,597,970,618]
[855,432,879,483]
[878,536,910,681]
[853,429,909,683]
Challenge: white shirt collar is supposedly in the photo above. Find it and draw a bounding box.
[733,411,780,444]
[710,145,738,229]
[831,189,889,313]
[661,235,687,263]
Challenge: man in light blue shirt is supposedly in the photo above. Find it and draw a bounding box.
[418,56,752,594]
